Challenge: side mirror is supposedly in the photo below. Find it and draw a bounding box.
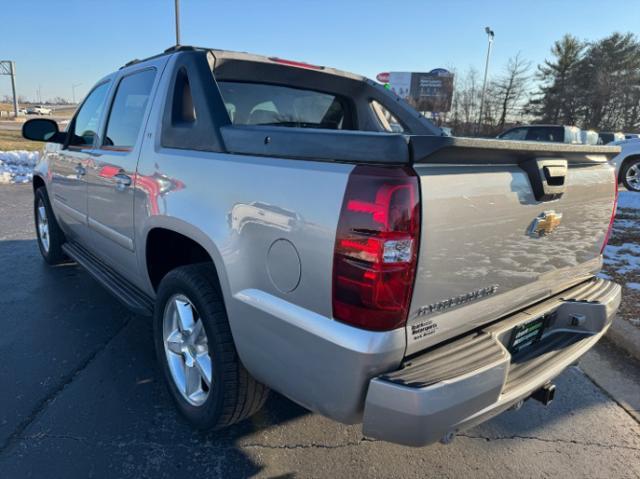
[22,118,66,144]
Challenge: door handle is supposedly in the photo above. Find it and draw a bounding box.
[114,173,132,191]
[74,163,86,177]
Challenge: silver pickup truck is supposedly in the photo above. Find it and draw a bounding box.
[23,46,621,447]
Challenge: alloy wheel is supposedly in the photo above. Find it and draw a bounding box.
[162,294,213,406]
[626,162,640,191]
[36,199,50,253]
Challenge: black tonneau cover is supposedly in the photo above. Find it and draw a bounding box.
[221,125,410,164]
[221,127,620,165]
[409,135,621,164]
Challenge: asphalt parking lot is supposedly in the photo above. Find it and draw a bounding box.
[1,184,639,478]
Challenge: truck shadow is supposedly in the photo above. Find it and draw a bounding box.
[0,239,309,477]
[0,238,621,477]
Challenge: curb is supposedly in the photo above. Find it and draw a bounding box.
[606,317,640,361]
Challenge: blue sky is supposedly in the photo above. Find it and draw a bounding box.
[3,0,640,102]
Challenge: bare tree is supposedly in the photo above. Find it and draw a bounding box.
[493,53,531,131]
[449,67,481,136]
[447,57,532,137]
[50,96,70,105]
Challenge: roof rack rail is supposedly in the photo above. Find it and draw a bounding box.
[163,45,197,53]
[120,46,202,70]
[121,58,140,69]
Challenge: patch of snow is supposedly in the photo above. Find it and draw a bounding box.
[612,221,640,234]
[0,150,39,184]
[603,242,640,275]
[618,191,640,210]
[627,282,640,291]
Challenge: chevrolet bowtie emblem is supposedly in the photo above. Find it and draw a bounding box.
[529,210,562,237]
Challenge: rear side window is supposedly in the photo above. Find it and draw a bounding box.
[218,81,348,129]
[103,69,156,150]
[69,82,110,148]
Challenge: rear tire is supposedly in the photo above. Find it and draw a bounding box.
[621,158,640,192]
[153,263,269,429]
[34,187,66,265]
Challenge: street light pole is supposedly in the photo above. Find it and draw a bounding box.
[9,62,18,117]
[0,60,18,118]
[71,83,82,104]
[477,27,495,136]
[174,0,181,46]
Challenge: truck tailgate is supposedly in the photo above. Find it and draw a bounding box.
[406,137,619,355]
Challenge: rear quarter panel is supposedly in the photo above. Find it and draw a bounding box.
[131,55,408,422]
[135,146,351,316]
[134,139,400,421]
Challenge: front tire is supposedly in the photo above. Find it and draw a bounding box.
[153,263,269,429]
[34,187,66,265]
[621,158,640,192]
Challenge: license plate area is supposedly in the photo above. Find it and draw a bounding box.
[508,315,548,355]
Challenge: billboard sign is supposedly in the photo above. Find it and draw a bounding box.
[376,72,390,83]
[379,69,454,112]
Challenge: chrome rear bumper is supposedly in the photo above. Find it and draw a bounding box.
[362,278,621,447]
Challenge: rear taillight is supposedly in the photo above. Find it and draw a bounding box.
[601,169,619,254]
[332,165,420,331]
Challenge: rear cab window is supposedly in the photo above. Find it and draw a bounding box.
[370,100,406,133]
[217,82,351,130]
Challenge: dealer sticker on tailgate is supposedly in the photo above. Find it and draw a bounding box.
[508,316,548,354]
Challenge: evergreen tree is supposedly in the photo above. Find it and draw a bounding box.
[528,35,583,124]
[577,32,640,130]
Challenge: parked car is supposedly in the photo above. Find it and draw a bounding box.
[497,124,582,144]
[624,133,640,140]
[22,46,621,447]
[440,126,453,136]
[26,105,52,115]
[599,131,625,144]
[580,129,600,145]
[610,138,640,191]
